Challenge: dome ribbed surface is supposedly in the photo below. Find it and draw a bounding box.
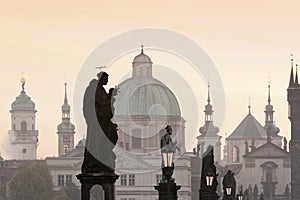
[115,77,181,117]
[11,91,36,111]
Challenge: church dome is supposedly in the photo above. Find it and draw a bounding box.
[265,104,273,111]
[57,121,75,132]
[132,52,152,64]
[114,47,181,118]
[11,91,36,111]
[115,77,181,117]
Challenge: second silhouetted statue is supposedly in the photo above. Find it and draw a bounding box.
[82,71,119,174]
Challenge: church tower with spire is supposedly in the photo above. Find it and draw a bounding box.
[197,81,221,163]
[7,77,39,160]
[263,80,282,147]
[287,56,300,200]
[57,83,75,156]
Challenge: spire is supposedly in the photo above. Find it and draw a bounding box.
[61,82,71,119]
[199,80,219,136]
[268,78,271,105]
[248,96,251,114]
[289,54,295,86]
[207,79,211,104]
[296,63,299,84]
[64,82,68,104]
[141,44,144,54]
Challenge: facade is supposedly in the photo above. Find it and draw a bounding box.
[223,82,290,198]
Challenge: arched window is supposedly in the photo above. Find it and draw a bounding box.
[63,144,69,154]
[232,146,239,163]
[21,121,27,133]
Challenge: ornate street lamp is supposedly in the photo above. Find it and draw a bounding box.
[236,193,243,200]
[222,170,236,200]
[199,145,219,200]
[226,187,232,196]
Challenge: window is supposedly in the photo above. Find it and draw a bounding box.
[63,135,70,143]
[66,175,72,185]
[13,124,15,131]
[21,121,27,132]
[131,129,142,148]
[120,174,127,186]
[232,146,239,163]
[32,124,34,130]
[64,144,69,154]
[128,174,135,186]
[58,175,72,186]
[156,174,162,184]
[58,175,64,186]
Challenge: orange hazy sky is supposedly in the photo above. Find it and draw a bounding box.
[1,0,300,158]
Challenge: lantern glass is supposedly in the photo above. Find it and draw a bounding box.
[226,187,232,195]
[206,175,214,186]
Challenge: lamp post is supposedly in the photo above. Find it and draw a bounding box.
[154,125,181,200]
[199,145,219,200]
[222,170,236,200]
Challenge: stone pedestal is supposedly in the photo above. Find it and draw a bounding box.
[154,180,181,200]
[76,173,119,200]
[199,188,219,200]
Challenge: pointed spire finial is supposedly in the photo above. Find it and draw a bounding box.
[289,54,295,86]
[64,82,68,103]
[248,96,251,114]
[141,44,144,54]
[268,76,271,104]
[296,62,299,84]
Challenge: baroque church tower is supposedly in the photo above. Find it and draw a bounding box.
[7,78,38,160]
[287,56,300,200]
[197,81,221,163]
[57,83,75,156]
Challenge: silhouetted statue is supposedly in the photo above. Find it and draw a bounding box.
[283,137,287,151]
[253,184,258,200]
[82,72,119,174]
[248,185,253,200]
[259,192,264,200]
[222,170,236,199]
[244,188,249,200]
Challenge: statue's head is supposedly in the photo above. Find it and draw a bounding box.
[165,125,172,135]
[97,72,109,85]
